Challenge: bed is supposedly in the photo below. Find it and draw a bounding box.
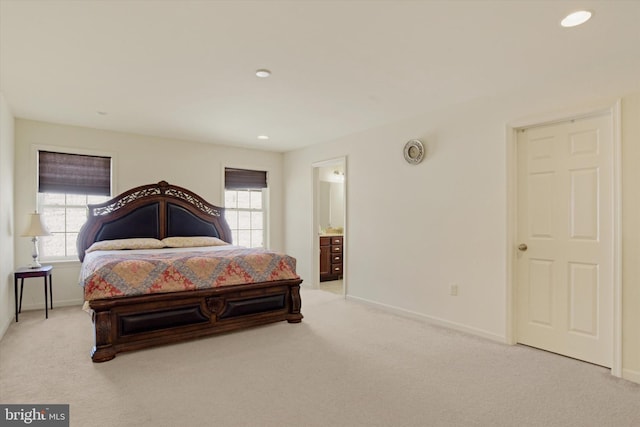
[76,180,303,362]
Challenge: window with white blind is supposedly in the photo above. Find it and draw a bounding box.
[224,168,267,248]
[37,150,112,259]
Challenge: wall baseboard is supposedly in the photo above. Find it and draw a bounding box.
[346,294,505,343]
[622,368,640,385]
[19,298,84,312]
[0,315,11,342]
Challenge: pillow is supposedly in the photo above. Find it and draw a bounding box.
[161,236,229,248]
[86,238,165,253]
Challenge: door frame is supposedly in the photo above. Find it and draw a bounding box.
[505,100,622,377]
[312,156,347,296]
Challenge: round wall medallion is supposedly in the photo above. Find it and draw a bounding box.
[403,139,425,164]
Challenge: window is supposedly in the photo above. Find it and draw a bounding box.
[37,150,111,259]
[224,168,267,248]
[39,193,110,259]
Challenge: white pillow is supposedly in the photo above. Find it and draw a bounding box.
[86,238,165,253]
[161,236,229,248]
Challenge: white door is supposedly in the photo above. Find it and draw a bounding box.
[516,113,613,367]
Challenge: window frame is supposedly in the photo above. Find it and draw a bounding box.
[33,145,115,262]
[37,192,111,261]
[224,188,267,248]
[222,166,269,249]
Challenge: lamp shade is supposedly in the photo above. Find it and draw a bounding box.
[21,213,52,237]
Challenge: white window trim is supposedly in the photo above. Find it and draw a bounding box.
[38,193,110,261]
[33,144,116,261]
[224,188,267,248]
[222,165,270,249]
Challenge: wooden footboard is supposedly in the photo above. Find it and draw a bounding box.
[89,279,303,362]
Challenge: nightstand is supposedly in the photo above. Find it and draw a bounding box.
[14,265,53,322]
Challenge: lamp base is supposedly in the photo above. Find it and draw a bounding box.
[29,236,42,268]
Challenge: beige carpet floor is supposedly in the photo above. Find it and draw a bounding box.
[1,289,639,427]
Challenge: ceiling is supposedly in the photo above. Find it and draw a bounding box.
[1,1,639,152]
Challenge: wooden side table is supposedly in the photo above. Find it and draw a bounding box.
[14,265,53,322]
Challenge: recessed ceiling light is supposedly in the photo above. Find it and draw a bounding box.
[255,69,271,78]
[257,135,270,140]
[561,10,592,28]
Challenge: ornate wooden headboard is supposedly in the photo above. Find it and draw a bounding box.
[76,181,232,261]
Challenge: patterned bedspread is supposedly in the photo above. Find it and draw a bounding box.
[80,246,299,301]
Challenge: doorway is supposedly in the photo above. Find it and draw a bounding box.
[313,158,346,296]
[507,103,621,375]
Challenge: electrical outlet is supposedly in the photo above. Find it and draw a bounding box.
[450,284,458,296]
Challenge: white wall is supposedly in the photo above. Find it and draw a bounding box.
[284,90,640,382]
[14,119,285,310]
[621,93,640,383]
[0,93,15,336]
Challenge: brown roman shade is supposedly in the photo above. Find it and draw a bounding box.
[224,168,267,190]
[38,150,111,196]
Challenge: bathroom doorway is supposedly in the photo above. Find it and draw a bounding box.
[312,157,346,296]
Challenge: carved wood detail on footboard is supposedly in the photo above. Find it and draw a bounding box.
[89,279,303,362]
[289,285,303,322]
[91,311,116,362]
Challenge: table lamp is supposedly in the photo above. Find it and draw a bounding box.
[22,212,52,268]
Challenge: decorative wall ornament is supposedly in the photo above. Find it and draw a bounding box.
[403,139,425,164]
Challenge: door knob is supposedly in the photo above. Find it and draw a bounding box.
[518,243,528,251]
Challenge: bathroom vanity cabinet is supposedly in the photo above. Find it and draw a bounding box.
[320,235,343,282]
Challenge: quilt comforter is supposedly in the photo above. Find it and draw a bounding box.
[80,246,299,301]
